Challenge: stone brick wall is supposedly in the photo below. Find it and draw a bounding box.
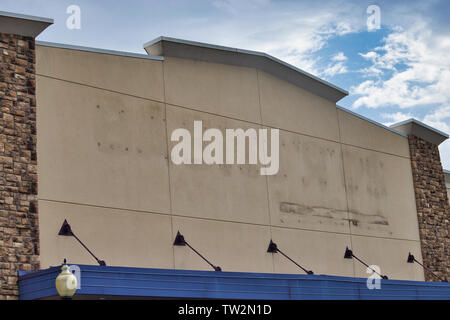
[0,32,39,300]
[409,134,449,282]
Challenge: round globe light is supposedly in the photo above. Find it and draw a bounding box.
[55,263,77,299]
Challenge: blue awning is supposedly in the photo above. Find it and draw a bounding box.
[18,265,450,300]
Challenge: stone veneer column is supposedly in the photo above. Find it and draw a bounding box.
[408,135,449,282]
[392,119,449,282]
[0,12,52,300]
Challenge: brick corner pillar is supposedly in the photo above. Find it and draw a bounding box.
[392,119,450,282]
[0,12,52,300]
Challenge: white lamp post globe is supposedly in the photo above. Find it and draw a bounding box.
[55,263,77,299]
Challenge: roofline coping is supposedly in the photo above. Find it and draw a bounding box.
[0,11,53,38]
[36,41,164,61]
[390,118,450,139]
[144,36,349,101]
[390,118,449,146]
[0,11,53,24]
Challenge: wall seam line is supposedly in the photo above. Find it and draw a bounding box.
[336,105,356,277]
[256,69,275,273]
[37,199,423,243]
[161,59,176,270]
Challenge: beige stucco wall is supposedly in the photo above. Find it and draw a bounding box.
[36,45,424,281]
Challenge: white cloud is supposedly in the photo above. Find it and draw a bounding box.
[381,111,413,126]
[322,52,349,77]
[332,52,348,62]
[323,62,348,77]
[423,105,450,133]
[352,22,450,109]
[359,51,378,60]
[358,66,383,76]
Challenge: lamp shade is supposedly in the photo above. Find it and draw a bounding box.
[55,264,77,299]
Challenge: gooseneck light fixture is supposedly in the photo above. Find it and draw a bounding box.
[55,259,78,300]
[173,231,222,272]
[58,220,107,266]
[267,240,314,275]
[407,253,448,282]
[344,247,389,280]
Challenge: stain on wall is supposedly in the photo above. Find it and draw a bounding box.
[279,202,389,229]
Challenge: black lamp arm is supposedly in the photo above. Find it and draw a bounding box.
[408,253,447,282]
[185,242,222,272]
[345,247,388,280]
[174,232,222,272]
[58,220,106,267]
[268,240,314,275]
[71,233,107,267]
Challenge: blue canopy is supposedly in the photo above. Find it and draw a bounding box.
[18,265,450,300]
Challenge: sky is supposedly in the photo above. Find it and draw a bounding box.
[2,0,450,167]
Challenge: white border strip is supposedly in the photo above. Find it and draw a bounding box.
[37,41,164,61]
[0,10,54,24]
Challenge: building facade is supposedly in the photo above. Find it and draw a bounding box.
[0,12,449,300]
